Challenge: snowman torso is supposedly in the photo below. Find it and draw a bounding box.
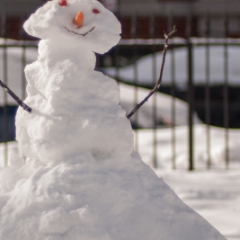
[15,1,133,163]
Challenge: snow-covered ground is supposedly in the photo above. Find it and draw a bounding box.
[137,125,240,170]
[156,170,240,240]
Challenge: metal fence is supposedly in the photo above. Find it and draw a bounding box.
[1,14,240,170]
[100,37,240,171]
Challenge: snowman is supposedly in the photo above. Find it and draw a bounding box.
[0,0,226,240]
[16,0,133,163]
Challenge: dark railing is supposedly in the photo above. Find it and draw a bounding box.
[1,14,240,170]
[100,37,240,170]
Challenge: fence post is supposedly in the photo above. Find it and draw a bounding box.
[187,40,194,171]
[223,13,229,169]
[205,14,211,169]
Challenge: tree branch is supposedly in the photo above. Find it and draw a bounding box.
[0,80,32,113]
[127,26,177,119]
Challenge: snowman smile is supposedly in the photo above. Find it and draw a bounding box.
[64,26,95,37]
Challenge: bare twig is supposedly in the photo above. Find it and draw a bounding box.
[0,80,32,113]
[127,26,177,119]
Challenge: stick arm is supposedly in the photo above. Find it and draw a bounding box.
[0,80,32,113]
[127,26,177,119]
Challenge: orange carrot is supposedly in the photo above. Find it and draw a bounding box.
[73,12,84,28]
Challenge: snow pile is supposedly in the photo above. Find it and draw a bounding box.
[0,0,226,239]
[156,170,240,240]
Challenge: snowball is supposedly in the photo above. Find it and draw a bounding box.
[24,0,121,54]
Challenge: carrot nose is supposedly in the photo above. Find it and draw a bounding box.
[73,12,84,28]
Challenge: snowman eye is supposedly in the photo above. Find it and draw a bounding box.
[59,0,68,6]
[92,9,100,14]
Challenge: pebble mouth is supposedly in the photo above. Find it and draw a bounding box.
[64,26,95,36]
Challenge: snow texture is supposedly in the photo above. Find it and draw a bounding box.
[0,0,226,239]
[157,170,240,240]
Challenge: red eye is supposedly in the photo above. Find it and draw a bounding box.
[92,8,100,14]
[59,0,67,6]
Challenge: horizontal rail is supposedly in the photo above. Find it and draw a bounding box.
[1,38,240,48]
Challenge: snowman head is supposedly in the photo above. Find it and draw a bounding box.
[24,0,121,54]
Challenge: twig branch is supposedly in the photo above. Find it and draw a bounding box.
[0,80,32,113]
[127,26,177,119]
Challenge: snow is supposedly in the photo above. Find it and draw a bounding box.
[0,0,230,239]
[156,170,240,240]
[105,43,240,86]
[1,131,240,239]
[136,125,240,170]
[2,123,240,170]
[24,0,121,54]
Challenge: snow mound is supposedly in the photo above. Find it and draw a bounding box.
[0,152,226,240]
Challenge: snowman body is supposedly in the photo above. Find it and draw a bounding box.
[16,0,133,163]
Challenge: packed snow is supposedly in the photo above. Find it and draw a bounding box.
[0,0,228,239]
[1,135,240,240]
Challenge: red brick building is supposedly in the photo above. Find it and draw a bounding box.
[1,0,240,39]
